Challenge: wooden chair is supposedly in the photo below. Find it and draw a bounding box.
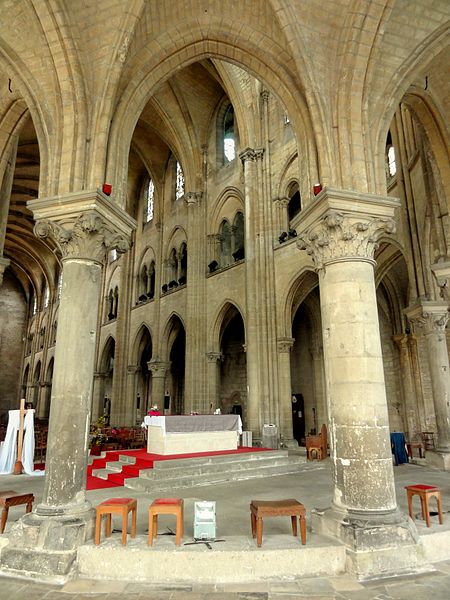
[306,424,327,460]
[34,429,47,464]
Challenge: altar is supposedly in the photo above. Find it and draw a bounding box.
[143,414,242,455]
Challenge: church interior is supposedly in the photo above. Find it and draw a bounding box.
[0,0,449,586]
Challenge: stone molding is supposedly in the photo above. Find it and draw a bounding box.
[296,188,399,268]
[28,190,136,263]
[405,302,449,337]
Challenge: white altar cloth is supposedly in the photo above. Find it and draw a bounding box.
[0,409,45,476]
[143,415,242,455]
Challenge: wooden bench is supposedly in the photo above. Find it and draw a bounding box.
[250,499,306,547]
[0,490,34,533]
[95,497,137,545]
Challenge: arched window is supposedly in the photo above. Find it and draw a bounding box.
[145,178,155,223]
[148,261,156,298]
[232,212,245,261]
[220,220,232,266]
[386,130,397,178]
[288,182,301,221]
[223,105,235,162]
[175,161,185,200]
[107,289,114,320]
[179,243,187,284]
[169,248,178,284]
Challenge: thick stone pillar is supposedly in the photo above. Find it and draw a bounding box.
[148,359,169,412]
[299,188,422,579]
[406,302,450,468]
[277,338,296,446]
[1,191,135,580]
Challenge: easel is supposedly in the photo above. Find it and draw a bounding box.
[13,398,28,475]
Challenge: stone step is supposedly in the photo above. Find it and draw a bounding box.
[141,455,305,481]
[124,458,323,493]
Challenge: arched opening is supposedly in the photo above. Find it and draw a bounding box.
[167,317,185,415]
[219,307,247,426]
[42,357,54,421]
[136,328,153,422]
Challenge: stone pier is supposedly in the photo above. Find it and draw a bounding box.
[298,188,425,579]
[0,190,135,580]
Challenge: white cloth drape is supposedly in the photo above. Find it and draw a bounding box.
[0,409,45,476]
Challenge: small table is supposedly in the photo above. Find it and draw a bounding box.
[250,499,306,547]
[0,490,34,534]
[95,497,137,545]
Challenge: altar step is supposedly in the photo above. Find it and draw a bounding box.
[92,450,322,493]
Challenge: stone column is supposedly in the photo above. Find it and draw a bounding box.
[275,197,289,235]
[406,301,450,468]
[299,188,421,579]
[1,191,135,579]
[148,359,169,411]
[277,338,296,447]
[126,365,139,425]
[393,334,420,441]
[310,339,327,431]
[0,135,18,286]
[206,352,222,413]
[91,372,106,421]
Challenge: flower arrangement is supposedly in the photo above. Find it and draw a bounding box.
[89,416,107,448]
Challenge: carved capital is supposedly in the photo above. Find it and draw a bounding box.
[297,210,395,268]
[277,337,295,353]
[405,302,449,337]
[127,365,140,374]
[431,261,450,302]
[34,212,130,263]
[392,334,408,352]
[206,351,222,363]
[260,89,270,103]
[147,359,170,376]
[28,190,135,264]
[239,147,264,164]
[184,191,202,206]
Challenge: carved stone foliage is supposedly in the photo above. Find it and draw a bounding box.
[147,359,170,376]
[277,338,295,353]
[410,310,449,337]
[297,211,396,268]
[34,212,130,262]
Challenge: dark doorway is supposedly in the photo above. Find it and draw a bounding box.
[292,393,305,444]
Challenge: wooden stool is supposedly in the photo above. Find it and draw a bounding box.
[0,490,34,534]
[95,497,137,545]
[148,498,184,546]
[250,499,306,547]
[405,484,444,527]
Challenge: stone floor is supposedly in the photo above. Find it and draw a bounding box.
[1,454,450,598]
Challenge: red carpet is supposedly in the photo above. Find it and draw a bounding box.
[86,447,271,491]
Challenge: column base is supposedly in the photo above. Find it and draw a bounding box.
[311,505,430,580]
[425,449,450,470]
[0,508,95,583]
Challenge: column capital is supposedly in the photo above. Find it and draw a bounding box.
[296,188,398,269]
[239,147,264,164]
[260,89,270,103]
[206,351,222,363]
[184,191,202,206]
[392,333,408,350]
[147,359,170,376]
[277,337,295,353]
[431,261,450,302]
[0,256,10,285]
[274,196,290,208]
[127,365,140,374]
[405,301,449,336]
[28,190,136,263]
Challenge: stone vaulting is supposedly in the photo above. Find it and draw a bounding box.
[0,0,449,583]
